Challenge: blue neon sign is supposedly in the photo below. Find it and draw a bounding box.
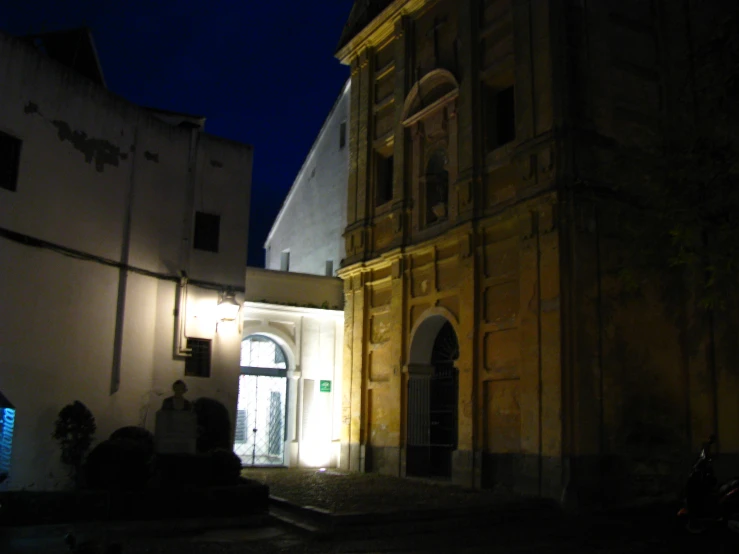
[0,407,14,480]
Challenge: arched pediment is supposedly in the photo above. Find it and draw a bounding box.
[401,69,460,125]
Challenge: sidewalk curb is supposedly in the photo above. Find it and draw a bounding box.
[268,494,561,536]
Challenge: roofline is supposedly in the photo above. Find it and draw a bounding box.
[264,77,351,248]
[84,28,107,89]
[243,300,344,317]
[335,0,425,64]
[0,30,251,152]
[23,27,107,88]
[141,105,207,122]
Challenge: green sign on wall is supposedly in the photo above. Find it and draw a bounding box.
[320,380,331,393]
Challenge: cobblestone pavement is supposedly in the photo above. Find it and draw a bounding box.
[241,467,522,513]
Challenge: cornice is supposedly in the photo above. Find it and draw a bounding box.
[336,0,428,65]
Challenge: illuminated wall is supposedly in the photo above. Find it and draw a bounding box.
[0,31,251,489]
[241,269,344,468]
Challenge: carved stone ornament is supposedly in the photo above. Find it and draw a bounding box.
[431,203,447,219]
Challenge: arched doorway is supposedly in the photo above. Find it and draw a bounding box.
[407,315,459,478]
[234,335,288,466]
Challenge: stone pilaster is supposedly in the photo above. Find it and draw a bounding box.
[346,57,361,228]
[456,0,479,179]
[340,276,355,470]
[356,48,373,242]
[393,16,411,236]
[349,272,367,471]
[453,227,477,488]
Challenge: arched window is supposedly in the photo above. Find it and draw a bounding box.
[425,149,449,224]
[240,335,287,369]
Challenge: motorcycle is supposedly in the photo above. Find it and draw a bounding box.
[677,435,739,534]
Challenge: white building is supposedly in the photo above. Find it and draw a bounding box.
[237,82,351,469]
[264,79,350,276]
[0,29,252,489]
[238,269,344,468]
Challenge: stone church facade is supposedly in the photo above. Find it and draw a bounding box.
[335,0,739,506]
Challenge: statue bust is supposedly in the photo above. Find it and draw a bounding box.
[161,380,194,412]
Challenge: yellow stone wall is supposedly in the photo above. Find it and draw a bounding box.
[337,0,739,504]
[340,193,561,493]
[337,0,562,495]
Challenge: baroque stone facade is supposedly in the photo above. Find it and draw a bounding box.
[335,0,739,506]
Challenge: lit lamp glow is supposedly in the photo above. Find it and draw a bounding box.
[217,290,241,322]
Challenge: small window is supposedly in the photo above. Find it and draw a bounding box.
[280,250,290,271]
[185,338,211,377]
[0,130,22,192]
[425,149,449,225]
[339,121,347,149]
[496,86,515,146]
[375,153,393,207]
[484,85,516,151]
[325,260,334,276]
[193,212,220,252]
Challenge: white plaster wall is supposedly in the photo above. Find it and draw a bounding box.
[264,80,350,276]
[0,32,251,489]
[245,267,344,309]
[240,302,343,468]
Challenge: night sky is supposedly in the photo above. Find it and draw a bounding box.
[1,1,352,267]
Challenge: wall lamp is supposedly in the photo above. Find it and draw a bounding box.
[217,290,240,323]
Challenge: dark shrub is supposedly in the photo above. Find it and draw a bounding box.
[156,453,210,489]
[84,438,153,491]
[109,426,155,457]
[194,397,231,453]
[208,448,242,486]
[52,401,96,487]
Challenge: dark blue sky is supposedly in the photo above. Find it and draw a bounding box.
[1,1,352,266]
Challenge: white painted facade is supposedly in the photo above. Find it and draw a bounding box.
[264,80,350,276]
[240,268,344,468]
[0,31,252,489]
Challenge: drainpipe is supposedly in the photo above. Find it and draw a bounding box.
[110,125,138,394]
[173,128,201,357]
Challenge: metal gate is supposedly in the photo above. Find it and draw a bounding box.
[407,367,457,477]
[406,320,458,478]
[234,372,287,466]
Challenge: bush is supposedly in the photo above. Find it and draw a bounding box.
[208,448,242,486]
[84,438,153,491]
[194,397,231,453]
[52,401,96,488]
[109,426,155,457]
